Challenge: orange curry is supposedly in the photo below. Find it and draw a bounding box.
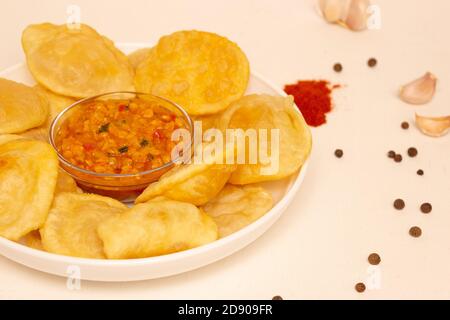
[55,98,187,174]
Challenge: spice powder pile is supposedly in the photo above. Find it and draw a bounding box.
[284,80,339,127]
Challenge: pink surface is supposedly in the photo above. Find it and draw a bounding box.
[0,0,449,299]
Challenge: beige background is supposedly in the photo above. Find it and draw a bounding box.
[1,0,449,299]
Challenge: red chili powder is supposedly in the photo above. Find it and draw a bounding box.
[284,80,339,127]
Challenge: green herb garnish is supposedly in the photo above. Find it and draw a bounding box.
[140,139,149,147]
[118,146,129,153]
[98,123,110,133]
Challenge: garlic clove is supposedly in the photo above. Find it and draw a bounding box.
[345,0,370,31]
[318,0,370,31]
[399,72,437,105]
[415,114,450,137]
[319,0,348,23]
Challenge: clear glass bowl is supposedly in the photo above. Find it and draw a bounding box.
[49,92,193,202]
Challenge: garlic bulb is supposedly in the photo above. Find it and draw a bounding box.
[415,114,450,137]
[319,0,370,31]
[400,72,437,105]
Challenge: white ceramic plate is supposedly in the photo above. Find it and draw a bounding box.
[0,45,310,281]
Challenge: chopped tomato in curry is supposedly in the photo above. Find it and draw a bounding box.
[56,98,188,174]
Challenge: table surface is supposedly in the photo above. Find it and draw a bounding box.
[0,0,449,299]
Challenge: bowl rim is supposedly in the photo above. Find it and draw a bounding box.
[49,91,194,178]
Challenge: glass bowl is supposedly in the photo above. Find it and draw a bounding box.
[49,92,193,202]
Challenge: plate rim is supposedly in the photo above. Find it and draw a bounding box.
[0,64,310,269]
